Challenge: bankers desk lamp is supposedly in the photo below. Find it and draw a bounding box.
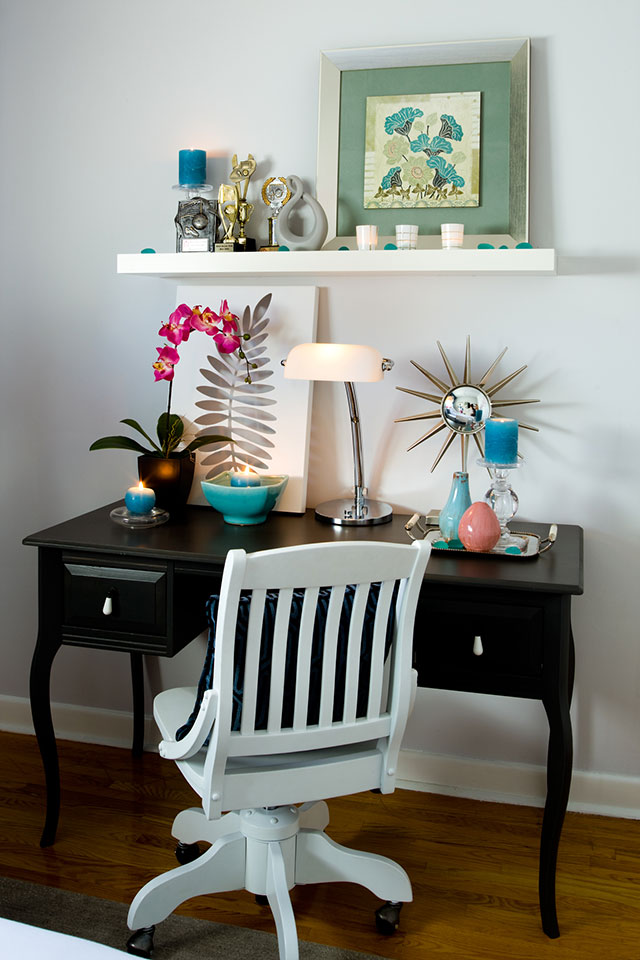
[284,342,394,526]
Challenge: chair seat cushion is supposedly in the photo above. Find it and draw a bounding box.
[176,583,395,741]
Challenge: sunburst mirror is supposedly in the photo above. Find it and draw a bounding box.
[395,337,539,472]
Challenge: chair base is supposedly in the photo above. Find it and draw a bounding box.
[128,801,412,960]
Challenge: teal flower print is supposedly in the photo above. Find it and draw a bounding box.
[381,167,402,190]
[384,107,424,139]
[439,114,463,141]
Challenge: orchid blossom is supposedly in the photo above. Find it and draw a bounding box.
[90,299,251,460]
[153,345,180,381]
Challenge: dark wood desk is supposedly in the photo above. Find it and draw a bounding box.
[24,504,583,938]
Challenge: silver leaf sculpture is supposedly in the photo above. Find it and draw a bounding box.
[194,293,277,477]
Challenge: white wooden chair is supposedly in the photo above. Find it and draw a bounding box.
[127,538,431,960]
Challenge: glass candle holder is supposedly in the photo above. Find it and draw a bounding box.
[395,224,418,249]
[356,225,378,250]
[477,458,528,554]
[441,223,464,249]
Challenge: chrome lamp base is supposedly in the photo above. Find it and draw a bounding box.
[314,497,393,526]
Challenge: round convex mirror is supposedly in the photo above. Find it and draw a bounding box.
[441,384,492,435]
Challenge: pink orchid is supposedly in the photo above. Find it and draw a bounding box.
[213,330,242,354]
[159,303,193,345]
[218,299,239,333]
[152,344,180,381]
[189,304,220,336]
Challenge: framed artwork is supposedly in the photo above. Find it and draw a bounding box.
[170,285,318,513]
[317,38,530,247]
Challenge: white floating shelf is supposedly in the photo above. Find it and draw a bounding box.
[117,248,556,279]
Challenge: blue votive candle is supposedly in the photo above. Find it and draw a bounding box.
[178,148,206,186]
[484,418,518,464]
[125,482,156,515]
[230,468,261,487]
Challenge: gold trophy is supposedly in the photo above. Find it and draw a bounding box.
[229,154,257,251]
[259,176,291,251]
[215,183,241,252]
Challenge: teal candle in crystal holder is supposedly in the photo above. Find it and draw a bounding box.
[178,148,206,186]
[484,417,518,465]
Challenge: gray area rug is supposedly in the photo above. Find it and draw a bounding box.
[0,875,384,960]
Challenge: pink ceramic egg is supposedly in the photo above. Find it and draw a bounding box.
[458,501,501,553]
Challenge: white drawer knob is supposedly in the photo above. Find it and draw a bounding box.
[102,595,113,616]
[473,635,483,656]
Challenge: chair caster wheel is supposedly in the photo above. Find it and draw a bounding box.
[375,901,403,935]
[175,841,201,864]
[255,894,269,905]
[126,925,155,957]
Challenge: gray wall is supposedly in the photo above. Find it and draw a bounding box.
[1,0,638,782]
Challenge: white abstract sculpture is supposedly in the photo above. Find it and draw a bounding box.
[277,175,328,251]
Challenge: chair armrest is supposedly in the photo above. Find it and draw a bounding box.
[158,689,218,760]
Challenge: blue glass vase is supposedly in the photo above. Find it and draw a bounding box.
[439,471,472,543]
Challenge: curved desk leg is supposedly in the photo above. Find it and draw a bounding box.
[30,627,63,848]
[539,597,574,938]
[130,652,145,757]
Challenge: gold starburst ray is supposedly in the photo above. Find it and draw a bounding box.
[410,360,449,393]
[518,422,539,432]
[461,434,469,472]
[407,421,447,452]
[394,411,442,423]
[492,398,540,407]
[478,347,508,386]
[430,431,456,472]
[463,336,471,383]
[473,432,485,457]
[487,365,527,396]
[396,386,443,404]
[436,340,460,386]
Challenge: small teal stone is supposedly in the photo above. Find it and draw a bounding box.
[505,545,522,554]
[140,247,156,254]
[515,242,533,249]
[499,244,508,249]
[384,243,398,250]
[278,245,289,252]
[338,245,350,251]
[477,243,494,249]
[448,538,465,550]
[433,540,449,550]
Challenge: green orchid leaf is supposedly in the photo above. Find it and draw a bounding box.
[184,434,234,452]
[157,412,184,455]
[120,419,161,451]
[89,436,151,454]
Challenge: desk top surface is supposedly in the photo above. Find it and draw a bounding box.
[24,504,583,596]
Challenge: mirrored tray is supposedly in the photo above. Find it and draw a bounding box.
[404,514,557,558]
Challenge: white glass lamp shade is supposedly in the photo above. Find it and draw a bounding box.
[284,343,384,383]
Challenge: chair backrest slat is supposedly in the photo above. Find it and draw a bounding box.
[367,578,396,719]
[240,587,266,735]
[318,585,346,727]
[267,587,294,733]
[292,586,320,731]
[342,582,371,724]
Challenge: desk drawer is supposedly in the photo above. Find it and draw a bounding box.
[415,598,543,685]
[62,557,167,637]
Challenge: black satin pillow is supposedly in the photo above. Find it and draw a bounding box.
[176,582,395,740]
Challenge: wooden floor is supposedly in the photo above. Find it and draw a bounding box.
[1,731,639,959]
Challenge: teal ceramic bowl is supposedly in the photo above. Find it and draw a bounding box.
[201,472,288,525]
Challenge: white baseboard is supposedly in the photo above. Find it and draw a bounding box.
[2,695,638,819]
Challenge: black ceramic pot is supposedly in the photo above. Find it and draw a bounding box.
[137,454,195,512]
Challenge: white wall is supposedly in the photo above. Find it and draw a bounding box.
[1,1,639,792]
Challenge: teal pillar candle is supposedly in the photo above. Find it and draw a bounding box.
[230,469,261,487]
[178,149,206,186]
[485,418,518,464]
[125,482,156,515]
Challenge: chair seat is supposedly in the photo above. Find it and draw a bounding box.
[154,686,386,810]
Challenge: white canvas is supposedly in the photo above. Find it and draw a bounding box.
[170,285,318,513]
